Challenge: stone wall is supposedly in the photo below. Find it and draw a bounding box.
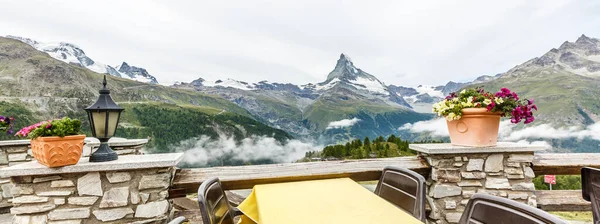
[10,167,175,224]
[0,138,148,213]
[410,143,545,224]
[0,150,186,224]
[0,141,33,212]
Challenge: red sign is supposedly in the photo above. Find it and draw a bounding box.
[544,175,556,184]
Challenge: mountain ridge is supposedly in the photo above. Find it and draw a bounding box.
[174,53,430,143]
[5,35,159,84]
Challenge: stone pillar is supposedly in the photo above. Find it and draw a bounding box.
[409,142,546,224]
[0,153,183,224]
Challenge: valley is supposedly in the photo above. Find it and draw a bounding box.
[2,34,600,166]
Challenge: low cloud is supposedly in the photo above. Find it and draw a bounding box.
[514,139,552,148]
[326,118,361,130]
[175,134,323,166]
[500,121,600,141]
[400,118,600,142]
[399,118,448,136]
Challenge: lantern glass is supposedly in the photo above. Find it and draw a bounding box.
[90,111,120,139]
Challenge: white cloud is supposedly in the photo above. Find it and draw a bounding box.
[1,1,599,86]
[174,135,323,166]
[500,121,600,141]
[326,118,361,130]
[399,118,448,136]
[400,118,600,142]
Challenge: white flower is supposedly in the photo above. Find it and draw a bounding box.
[467,96,474,103]
[483,99,492,105]
[460,89,466,94]
[495,97,504,104]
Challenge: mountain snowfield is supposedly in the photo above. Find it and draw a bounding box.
[186,54,391,96]
[5,35,158,84]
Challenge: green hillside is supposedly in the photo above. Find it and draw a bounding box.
[116,103,292,151]
[0,37,293,154]
[471,68,600,126]
[0,37,252,117]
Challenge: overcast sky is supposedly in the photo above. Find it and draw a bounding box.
[1,0,599,86]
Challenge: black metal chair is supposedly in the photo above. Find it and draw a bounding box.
[459,193,567,224]
[582,167,600,223]
[197,177,243,224]
[374,166,427,222]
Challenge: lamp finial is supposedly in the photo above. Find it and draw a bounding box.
[102,75,107,89]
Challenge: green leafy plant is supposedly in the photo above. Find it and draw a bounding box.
[15,117,82,139]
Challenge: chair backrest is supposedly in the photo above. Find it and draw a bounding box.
[374,166,426,222]
[582,167,600,223]
[459,193,567,224]
[197,177,235,224]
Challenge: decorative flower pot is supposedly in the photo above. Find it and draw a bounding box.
[30,134,85,167]
[446,108,501,147]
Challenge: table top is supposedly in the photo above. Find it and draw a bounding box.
[238,178,423,224]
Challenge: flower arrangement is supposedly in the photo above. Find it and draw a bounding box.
[433,87,537,124]
[15,117,82,139]
[0,116,15,134]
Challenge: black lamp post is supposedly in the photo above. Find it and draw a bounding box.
[85,75,124,162]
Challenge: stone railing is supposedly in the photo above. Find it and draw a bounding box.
[169,143,600,224]
[1,141,598,223]
[1,153,182,224]
[0,138,148,213]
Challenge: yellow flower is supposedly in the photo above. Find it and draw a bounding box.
[446,112,457,121]
[446,112,462,121]
[460,89,466,94]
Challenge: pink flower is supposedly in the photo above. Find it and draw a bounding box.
[486,101,496,111]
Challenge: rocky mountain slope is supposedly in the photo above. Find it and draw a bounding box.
[0,37,290,150]
[5,35,158,84]
[466,34,600,126]
[389,74,501,113]
[175,54,431,143]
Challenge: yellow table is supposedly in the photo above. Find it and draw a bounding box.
[237,178,424,224]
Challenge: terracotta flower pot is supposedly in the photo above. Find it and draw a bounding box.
[446,108,501,147]
[30,135,85,167]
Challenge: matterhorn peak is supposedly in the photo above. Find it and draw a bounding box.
[339,53,352,61]
[316,53,389,95]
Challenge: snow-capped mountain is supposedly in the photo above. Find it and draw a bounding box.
[303,54,390,95]
[6,35,158,84]
[174,53,427,143]
[186,54,394,97]
[504,34,600,78]
[179,54,410,108]
[115,62,158,84]
[387,74,501,113]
